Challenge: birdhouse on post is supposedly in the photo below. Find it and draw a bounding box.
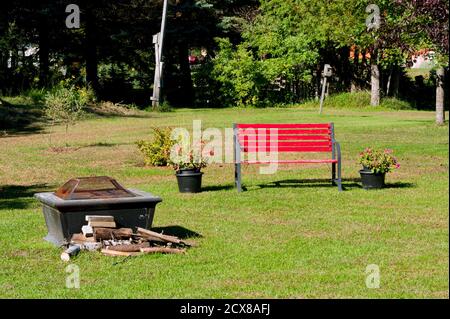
[323,64,333,77]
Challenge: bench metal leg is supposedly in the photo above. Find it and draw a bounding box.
[235,163,242,192]
[331,162,336,186]
[333,141,343,192]
[336,158,343,192]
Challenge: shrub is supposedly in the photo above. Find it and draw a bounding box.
[24,88,47,105]
[44,86,90,133]
[358,148,400,174]
[298,91,413,110]
[152,100,173,113]
[136,127,174,166]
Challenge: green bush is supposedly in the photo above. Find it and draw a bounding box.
[136,127,174,166]
[24,88,47,105]
[380,97,412,110]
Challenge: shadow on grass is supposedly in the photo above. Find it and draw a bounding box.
[150,225,203,239]
[0,99,45,136]
[252,178,361,191]
[250,178,415,191]
[384,182,416,189]
[84,105,155,119]
[195,179,415,193]
[202,184,234,192]
[80,141,129,149]
[0,184,51,210]
[0,98,155,137]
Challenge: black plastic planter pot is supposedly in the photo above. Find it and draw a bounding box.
[359,170,385,189]
[176,169,203,193]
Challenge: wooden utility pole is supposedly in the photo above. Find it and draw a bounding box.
[436,67,445,125]
[151,0,169,108]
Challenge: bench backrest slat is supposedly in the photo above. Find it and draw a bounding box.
[239,135,331,141]
[238,128,331,135]
[235,123,334,153]
[237,123,330,129]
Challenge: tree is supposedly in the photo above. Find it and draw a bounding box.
[395,0,449,124]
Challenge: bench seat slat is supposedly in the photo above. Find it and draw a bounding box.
[240,141,332,147]
[243,146,332,152]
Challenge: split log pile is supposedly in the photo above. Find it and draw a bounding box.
[61,215,193,261]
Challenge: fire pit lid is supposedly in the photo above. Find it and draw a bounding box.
[55,176,136,200]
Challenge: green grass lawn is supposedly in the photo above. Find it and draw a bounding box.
[0,103,448,298]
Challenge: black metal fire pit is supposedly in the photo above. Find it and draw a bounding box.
[34,176,162,246]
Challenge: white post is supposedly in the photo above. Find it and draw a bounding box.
[151,0,169,107]
[151,33,160,106]
[319,77,327,114]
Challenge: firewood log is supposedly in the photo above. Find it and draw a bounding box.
[81,225,94,237]
[89,221,116,228]
[136,227,183,244]
[106,242,150,252]
[85,215,114,222]
[140,247,186,255]
[94,228,133,241]
[71,233,96,244]
[61,245,81,261]
[101,249,141,257]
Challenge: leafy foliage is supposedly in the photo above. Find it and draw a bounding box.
[152,100,173,113]
[358,147,400,174]
[168,136,213,171]
[136,127,174,167]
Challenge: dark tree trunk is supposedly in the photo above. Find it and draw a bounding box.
[0,7,9,94]
[351,47,359,92]
[178,41,193,105]
[85,8,98,92]
[38,16,49,88]
[0,40,5,95]
[392,66,400,97]
[340,46,351,91]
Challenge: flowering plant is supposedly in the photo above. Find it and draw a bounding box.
[168,136,215,171]
[358,148,400,174]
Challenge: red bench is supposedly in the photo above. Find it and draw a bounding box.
[233,123,343,192]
